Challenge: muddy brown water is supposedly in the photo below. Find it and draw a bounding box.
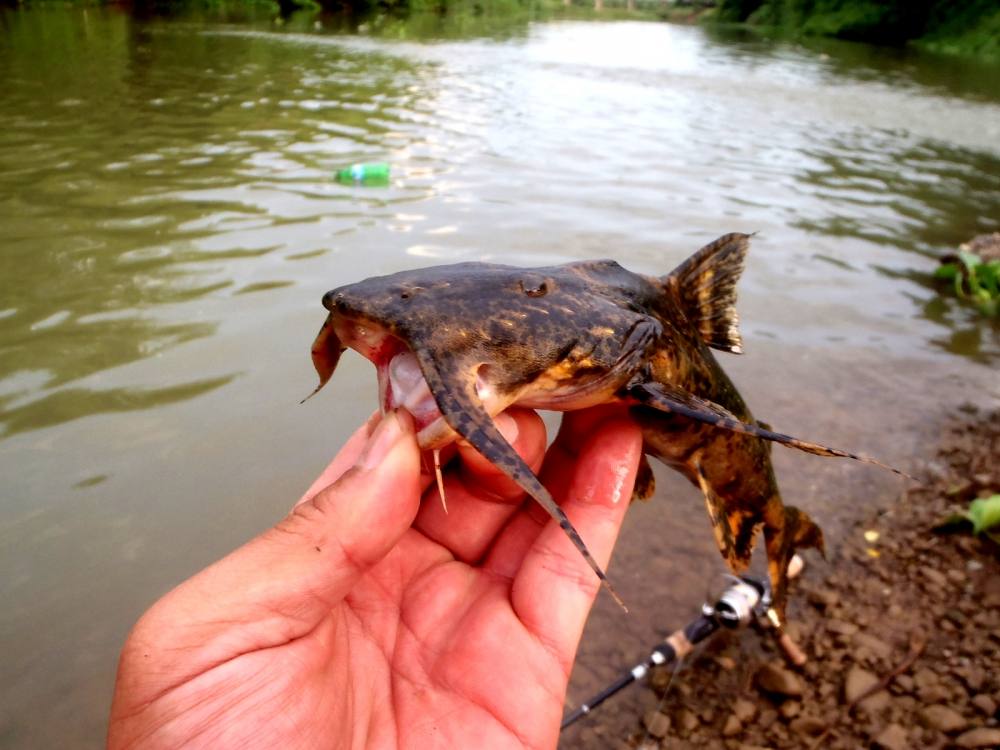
[1,7,999,747]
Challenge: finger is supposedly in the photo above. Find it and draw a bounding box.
[297,410,380,506]
[483,406,632,578]
[508,417,642,673]
[551,404,632,457]
[414,408,547,563]
[122,410,421,690]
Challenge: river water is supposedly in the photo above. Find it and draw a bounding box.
[1,6,998,747]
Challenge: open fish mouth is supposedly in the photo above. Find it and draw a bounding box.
[317,315,511,449]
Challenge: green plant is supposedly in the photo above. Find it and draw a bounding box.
[935,494,1000,543]
[934,251,1000,317]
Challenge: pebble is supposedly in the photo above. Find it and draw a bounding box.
[982,592,1000,608]
[756,664,804,698]
[758,708,778,729]
[923,568,948,587]
[853,632,894,660]
[642,710,671,739]
[954,727,1000,747]
[676,708,699,734]
[972,472,994,488]
[808,589,840,609]
[788,716,825,736]
[844,666,880,703]
[918,704,969,733]
[913,668,939,690]
[919,684,952,704]
[873,723,910,750]
[715,655,736,671]
[779,701,800,719]
[826,619,859,636]
[971,694,997,716]
[956,666,987,693]
[722,714,742,736]
[732,698,757,723]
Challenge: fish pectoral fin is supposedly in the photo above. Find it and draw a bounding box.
[415,355,627,610]
[631,454,656,502]
[570,316,663,404]
[626,380,908,477]
[694,462,757,572]
[609,317,663,377]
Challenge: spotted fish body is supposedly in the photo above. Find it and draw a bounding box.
[309,234,898,614]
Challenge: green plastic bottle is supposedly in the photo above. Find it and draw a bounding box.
[335,162,390,186]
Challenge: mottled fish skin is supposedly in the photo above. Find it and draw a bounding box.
[310,234,898,616]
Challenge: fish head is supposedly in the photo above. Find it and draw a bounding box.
[309,260,662,449]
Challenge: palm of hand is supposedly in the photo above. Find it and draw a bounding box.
[109,408,641,750]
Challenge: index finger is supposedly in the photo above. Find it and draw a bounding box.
[413,408,547,563]
[509,416,642,673]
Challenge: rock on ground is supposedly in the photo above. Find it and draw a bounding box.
[607,408,1000,750]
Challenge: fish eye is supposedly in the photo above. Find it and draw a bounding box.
[520,278,549,297]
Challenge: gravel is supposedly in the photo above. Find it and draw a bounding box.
[614,408,1000,749]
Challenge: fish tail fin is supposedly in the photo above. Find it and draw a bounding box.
[664,232,751,355]
[764,500,825,619]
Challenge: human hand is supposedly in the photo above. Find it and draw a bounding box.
[108,406,642,750]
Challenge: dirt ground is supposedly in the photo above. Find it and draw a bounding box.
[595,406,1000,750]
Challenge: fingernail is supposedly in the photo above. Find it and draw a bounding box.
[494,412,519,445]
[359,411,409,470]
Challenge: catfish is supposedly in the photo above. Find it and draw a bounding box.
[307,233,903,616]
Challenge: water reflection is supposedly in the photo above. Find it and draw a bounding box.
[0,375,236,438]
[0,6,433,436]
[794,133,1000,255]
[876,266,1000,362]
[703,24,1000,102]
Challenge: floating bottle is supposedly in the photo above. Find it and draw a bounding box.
[335,162,390,186]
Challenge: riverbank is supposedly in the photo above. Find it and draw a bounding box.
[613,407,1000,749]
[713,0,1000,61]
[9,0,1000,61]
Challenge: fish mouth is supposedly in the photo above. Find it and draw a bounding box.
[312,312,629,448]
[329,316,512,449]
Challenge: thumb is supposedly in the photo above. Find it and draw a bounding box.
[124,411,420,683]
[272,408,422,607]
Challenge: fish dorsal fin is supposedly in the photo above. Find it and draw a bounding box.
[665,233,750,354]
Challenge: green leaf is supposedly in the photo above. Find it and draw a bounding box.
[958,251,983,271]
[968,494,1000,535]
[979,262,1000,295]
[934,262,959,280]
